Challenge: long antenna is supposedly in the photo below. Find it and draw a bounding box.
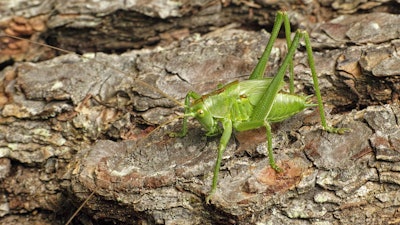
[64,190,96,225]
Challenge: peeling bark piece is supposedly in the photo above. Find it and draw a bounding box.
[284,199,327,219]
[364,104,398,134]
[0,121,67,164]
[321,13,400,44]
[316,166,379,195]
[375,190,400,205]
[15,54,132,104]
[296,169,318,194]
[70,128,212,223]
[371,55,400,77]
[359,44,400,77]
[336,44,399,106]
[304,120,372,170]
[379,171,400,186]
[370,131,400,162]
[336,47,362,79]
[332,0,389,13]
[314,190,341,204]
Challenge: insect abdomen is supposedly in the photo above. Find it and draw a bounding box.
[267,93,313,122]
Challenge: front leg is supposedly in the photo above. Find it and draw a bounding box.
[206,118,232,204]
[171,91,201,137]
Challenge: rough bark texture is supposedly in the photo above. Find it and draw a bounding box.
[0,0,400,225]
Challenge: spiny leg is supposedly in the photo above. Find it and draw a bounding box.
[250,31,302,121]
[250,11,347,134]
[249,11,284,80]
[244,12,299,172]
[303,32,348,134]
[248,31,302,172]
[265,122,282,172]
[283,13,295,94]
[206,119,232,203]
[249,10,295,94]
[250,28,348,172]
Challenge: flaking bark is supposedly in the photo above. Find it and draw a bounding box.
[0,1,399,224]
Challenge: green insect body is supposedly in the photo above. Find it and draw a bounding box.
[175,11,347,203]
[187,79,313,134]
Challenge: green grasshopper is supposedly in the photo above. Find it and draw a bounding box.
[172,11,347,203]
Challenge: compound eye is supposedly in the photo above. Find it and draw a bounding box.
[197,109,204,116]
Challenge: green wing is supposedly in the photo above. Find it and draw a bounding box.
[238,78,284,106]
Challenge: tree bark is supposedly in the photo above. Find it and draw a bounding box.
[0,0,399,224]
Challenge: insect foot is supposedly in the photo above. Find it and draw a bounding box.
[205,192,215,204]
[270,163,283,173]
[324,126,350,135]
